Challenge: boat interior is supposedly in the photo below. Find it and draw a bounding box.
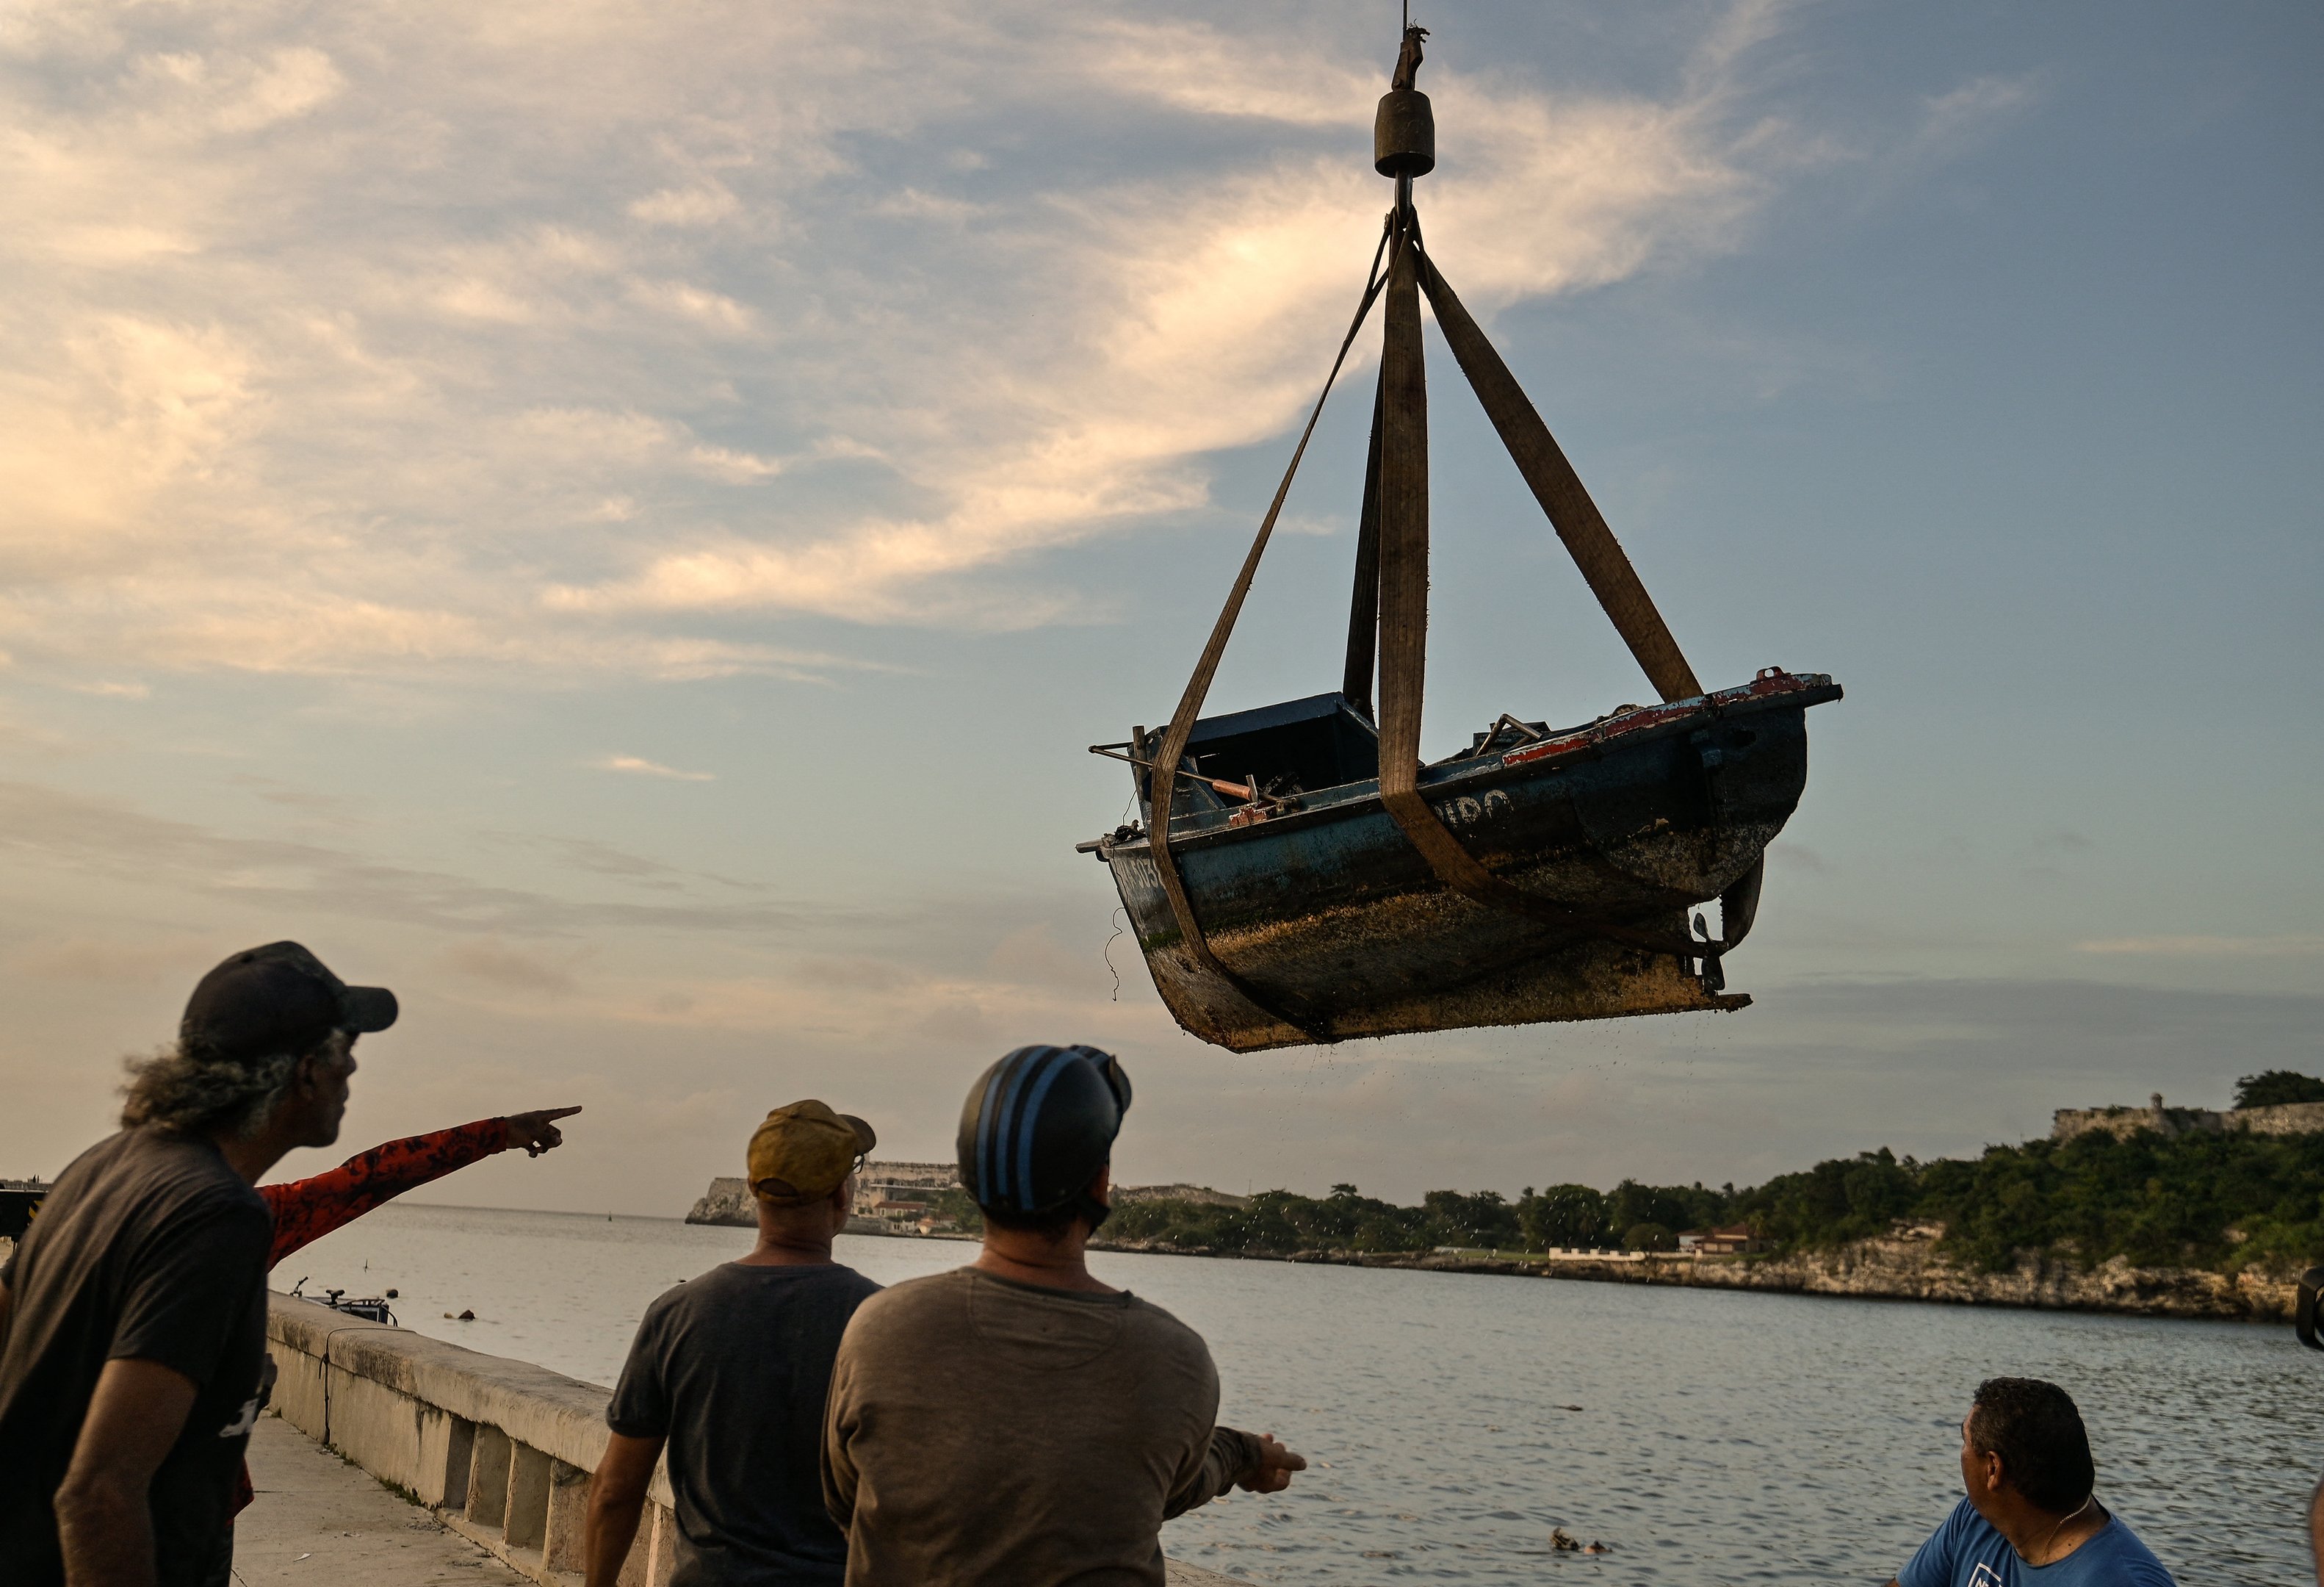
[1120,691,1667,824]
[1123,694,1379,820]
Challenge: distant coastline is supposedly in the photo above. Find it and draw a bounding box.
[668,1081,2324,1328]
[1084,1233,2302,1324]
[663,1179,2295,1324]
[2,1221,2283,1328]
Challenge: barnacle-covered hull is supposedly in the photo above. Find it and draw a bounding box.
[1088,671,1838,1051]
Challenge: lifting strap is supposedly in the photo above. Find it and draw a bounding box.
[1412,240,1703,703]
[1339,366,1386,719]
[1145,215,1399,1041]
[1372,218,1741,960]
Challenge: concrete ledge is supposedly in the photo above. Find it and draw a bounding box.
[267,1293,674,1586]
[266,1292,1241,1587]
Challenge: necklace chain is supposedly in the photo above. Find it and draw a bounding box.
[2024,1494,2099,1565]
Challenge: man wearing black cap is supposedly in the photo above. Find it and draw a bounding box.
[0,942,397,1587]
[822,1044,1304,1587]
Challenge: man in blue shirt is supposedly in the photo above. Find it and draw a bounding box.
[1892,1378,2174,1586]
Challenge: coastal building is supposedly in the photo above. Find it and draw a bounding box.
[2051,1093,2324,1143]
[1678,1225,1761,1256]
[684,1162,1249,1228]
[684,1158,963,1230]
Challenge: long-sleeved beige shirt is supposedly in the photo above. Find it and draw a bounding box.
[822,1267,1261,1586]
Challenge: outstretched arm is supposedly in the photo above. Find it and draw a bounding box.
[1163,1427,1305,1519]
[264,1107,582,1264]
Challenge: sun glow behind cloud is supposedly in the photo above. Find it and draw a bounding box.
[0,1,1796,684]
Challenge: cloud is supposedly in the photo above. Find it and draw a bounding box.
[627,182,739,227]
[1768,839,1833,874]
[623,278,757,335]
[12,936,213,985]
[2075,935,2324,959]
[0,778,860,938]
[1912,72,2040,159]
[557,38,1770,623]
[592,754,713,782]
[0,1,1835,682]
[439,939,580,993]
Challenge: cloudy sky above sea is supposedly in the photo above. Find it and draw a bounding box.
[4,1,2317,1216]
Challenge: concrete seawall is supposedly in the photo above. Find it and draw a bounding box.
[263,1291,1236,1586]
[267,1292,674,1583]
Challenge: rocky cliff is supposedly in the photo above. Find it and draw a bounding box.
[685,1170,1249,1226]
[685,1176,754,1226]
[685,1173,939,1236]
[1096,1234,2300,1322]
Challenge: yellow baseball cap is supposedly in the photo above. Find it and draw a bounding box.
[748,1100,876,1206]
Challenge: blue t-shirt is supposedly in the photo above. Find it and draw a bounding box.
[1899,1497,2176,1586]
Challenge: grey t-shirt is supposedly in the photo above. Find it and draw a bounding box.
[608,1260,881,1587]
[0,1129,272,1587]
[823,1267,1262,1587]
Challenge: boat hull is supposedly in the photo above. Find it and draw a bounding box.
[1094,671,1838,1051]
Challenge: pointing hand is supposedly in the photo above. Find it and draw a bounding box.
[1235,1433,1307,1494]
[506,1106,583,1157]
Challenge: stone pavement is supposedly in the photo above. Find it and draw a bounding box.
[233,1414,522,1586]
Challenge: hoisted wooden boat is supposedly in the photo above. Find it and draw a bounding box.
[1079,26,1841,1052]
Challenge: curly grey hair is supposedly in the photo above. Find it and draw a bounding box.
[120,1043,306,1140]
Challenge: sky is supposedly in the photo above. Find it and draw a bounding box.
[2,0,2317,1216]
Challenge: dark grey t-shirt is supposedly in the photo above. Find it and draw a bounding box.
[0,1129,271,1587]
[609,1260,881,1587]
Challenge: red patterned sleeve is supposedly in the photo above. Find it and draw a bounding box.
[263,1118,511,1267]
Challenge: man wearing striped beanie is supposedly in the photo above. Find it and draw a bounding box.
[822,1044,1303,1586]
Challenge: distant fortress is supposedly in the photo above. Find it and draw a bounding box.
[2051,1093,2324,1143]
[685,1160,1246,1232]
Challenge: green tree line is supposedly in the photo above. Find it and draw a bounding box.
[1099,1072,2324,1275]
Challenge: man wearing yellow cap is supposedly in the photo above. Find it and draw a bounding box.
[584,1101,881,1587]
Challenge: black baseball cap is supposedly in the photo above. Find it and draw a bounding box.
[181,942,397,1065]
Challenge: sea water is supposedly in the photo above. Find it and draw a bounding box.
[281,1203,2312,1583]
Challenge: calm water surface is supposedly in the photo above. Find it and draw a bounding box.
[284,1203,2312,1583]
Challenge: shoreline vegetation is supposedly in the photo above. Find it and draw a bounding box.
[1082,1075,2324,1323]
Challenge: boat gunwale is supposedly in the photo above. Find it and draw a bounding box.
[1097,670,1838,860]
